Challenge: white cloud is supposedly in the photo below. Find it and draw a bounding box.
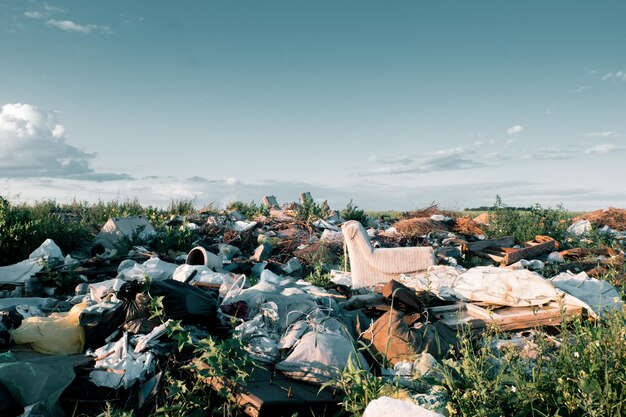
[601,71,626,81]
[584,143,624,154]
[0,103,127,180]
[24,11,45,19]
[582,131,619,138]
[575,86,591,93]
[507,125,523,135]
[524,148,577,161]
[46,19,113,35]
[368,145,484,175]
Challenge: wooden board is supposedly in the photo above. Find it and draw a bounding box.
[428,302,582,332]
[500,237,557,266]
[466,236,558,266]
[199,364,340,417]
[465,302,581,330]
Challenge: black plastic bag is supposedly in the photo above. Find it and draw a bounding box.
[0,380,23,417]
[82,280,217,350]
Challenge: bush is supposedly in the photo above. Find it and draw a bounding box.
[166,198,197,216]
[486,195,571,242]
[151,223,200,255]
[0,197,92,265]
[226,200,268,219]
[341,199,370,227]
[295,198,330,223]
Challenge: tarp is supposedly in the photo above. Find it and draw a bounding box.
[551,271,625,317]
[0,239,63,284]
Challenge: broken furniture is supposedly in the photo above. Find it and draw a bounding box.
[463,235,557,266]
[341,220,434,288]
[428,302,582,332]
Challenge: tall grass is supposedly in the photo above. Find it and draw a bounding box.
[0,196,201,265]
[442,308,626,417]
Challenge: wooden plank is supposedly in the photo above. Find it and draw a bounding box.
[472,250,504,263]
[430,302,581,331]
[465,302,582,331]
[500,237,556,266]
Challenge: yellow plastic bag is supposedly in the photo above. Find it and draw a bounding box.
[12,302,87,355]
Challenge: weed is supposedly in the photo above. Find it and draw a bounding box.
[166,198,197,216]
[227,200,268,219]
[295,198,330,224]
[38,259,82,295]
[305,263,333,287]
[321,353,400,416]
[0,196,92,265]
[96,402,135,417]
[151,223,200,255]
[341,199,370,227]
[441,305,626,417]
[487,195,570,242]
[155,321,258,416]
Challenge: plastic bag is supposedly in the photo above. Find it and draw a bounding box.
[12,302,87,355]
[82,280,218,349]
[0,352,76,417]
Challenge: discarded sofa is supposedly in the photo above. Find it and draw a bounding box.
[341,220,434,288]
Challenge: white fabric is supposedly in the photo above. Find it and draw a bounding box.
[275,317,366,385]
[28,239,63,262]
[232,220,257,232]
[451,266,558,307]
[363,396,445,417]
[89,332,155,389]
[399,265,464,301]
[89,279,126,302]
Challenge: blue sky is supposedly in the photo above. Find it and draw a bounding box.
[1,1,625,211]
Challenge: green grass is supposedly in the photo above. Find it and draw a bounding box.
[441,306,626,417]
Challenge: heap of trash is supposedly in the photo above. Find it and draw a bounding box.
[1,195,625,417]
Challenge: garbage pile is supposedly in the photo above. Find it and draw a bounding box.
[0,196,625,417]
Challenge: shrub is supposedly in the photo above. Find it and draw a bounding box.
[294,198,330,223]
[486,195,571,242]
[155,321,257,416]
[0,197,92,265]
[226,200,268,219]
[166,198,197,216]
[341,199,370,227]
[151,223,200,255]
[321,353,400,416]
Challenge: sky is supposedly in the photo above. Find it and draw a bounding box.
[1,0,625,211]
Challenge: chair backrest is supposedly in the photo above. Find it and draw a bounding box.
[341,220,374,254]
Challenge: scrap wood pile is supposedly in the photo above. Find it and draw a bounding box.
[0,197,625,417]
